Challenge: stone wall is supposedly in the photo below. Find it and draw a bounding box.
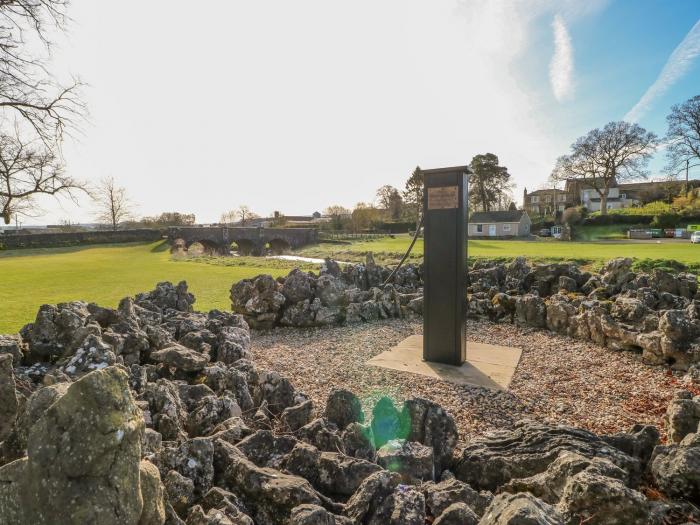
[232,255,700,371]
[2,282,700,523]
[466,257,700,370]
[230,254,423,329]
[0,228,164,250]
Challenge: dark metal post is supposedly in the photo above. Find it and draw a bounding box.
[422,165,470,365]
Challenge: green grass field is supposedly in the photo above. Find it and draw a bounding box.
[0,241,291,333]
[1,235,699,333]
[299,235,700,268]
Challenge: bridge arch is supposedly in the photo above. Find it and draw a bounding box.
[267,238,291,255]
[186,239,225,256]
[232,239,257,256]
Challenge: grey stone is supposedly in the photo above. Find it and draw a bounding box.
[478,492,564,525]
[151,343,210,372]
[325,388,364,430]
[377,439,434,482]
[454,421,641,491]
[281,399,315,432]
[434,502,479,525]
[0,366,148,525]
[0,354,18,442]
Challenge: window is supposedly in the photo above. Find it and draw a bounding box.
[503,224,511,232]
[531,196,539,203]
[476,224,483,233]
[558,194,568,201]
[620,193,626,200]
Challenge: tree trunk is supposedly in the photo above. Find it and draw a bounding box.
[599,192,608,215]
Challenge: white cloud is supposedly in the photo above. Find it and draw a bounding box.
[625,18,700,122]
[549,14,574,102]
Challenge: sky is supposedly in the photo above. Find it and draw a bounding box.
[25,0,700,225]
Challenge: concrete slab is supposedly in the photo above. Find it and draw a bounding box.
[366,335,522,391]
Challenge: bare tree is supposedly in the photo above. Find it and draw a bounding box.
[375,185,403,220]
[665,95,700,193]
[324,205,351,230]
[0,126,84,224]
[236,205,259,226]
[220,205,259,226]
[0,1,86,224]
[0,1,85,145]
[552,121,657,215]
[94,176,133,230]
[220,209,236,224]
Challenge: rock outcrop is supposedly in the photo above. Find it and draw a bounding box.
[1,280,700,524]
[229,256,700,370]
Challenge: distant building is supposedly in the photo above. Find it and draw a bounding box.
[524,178,700,214]
[468,210,531,238]
[523,188,575,216]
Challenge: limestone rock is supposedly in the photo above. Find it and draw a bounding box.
[324,388,364,430]
[290,504,351,525]
[1,382,70,462]
[281,399,314,432]
[454,421,641,491]
[423,476,492,518]
[315,274,347,307]
[316,451,383,497]
[479,492,564,525]
[556,469,649,525]
[402,397,459,472]
[215,440,324,525]
[6,366,146,524]
[297,418,344,452]
[281,269,316,304]
[433,502,479,525]
[341,422,376,462]
[135,280,195,312]
[344,470,401,523]
[164,469,196,517]
[151,343,210,372]
[140,459,167,525]
[158,437,215,497]
[515,295,547,328]
[650,432,700,501]
[0,354,18,442]
[664,390,700,443]
[377,439,434,482]
[0,334,25,365]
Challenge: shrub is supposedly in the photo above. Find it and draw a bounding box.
[650,213,681,229]
[562,206,585,225]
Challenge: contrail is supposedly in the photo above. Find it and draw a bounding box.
[625,18,700,122]
[549,14,574,102]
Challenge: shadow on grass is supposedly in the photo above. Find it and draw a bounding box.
[150,240,171,253]
[0,241,161,259]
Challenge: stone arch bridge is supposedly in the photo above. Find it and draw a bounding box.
[168,226,318,256]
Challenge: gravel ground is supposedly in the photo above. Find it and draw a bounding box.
[251,319,687,443]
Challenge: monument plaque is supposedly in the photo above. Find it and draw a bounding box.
[427,186,459,209]
[422,166,469,366]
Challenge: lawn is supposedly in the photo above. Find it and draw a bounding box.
[2,235,699,333]
[299,235,700,269]
[0,241,292,333]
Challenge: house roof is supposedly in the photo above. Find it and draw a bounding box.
[525,188,570,196]
[469,210,528,223]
